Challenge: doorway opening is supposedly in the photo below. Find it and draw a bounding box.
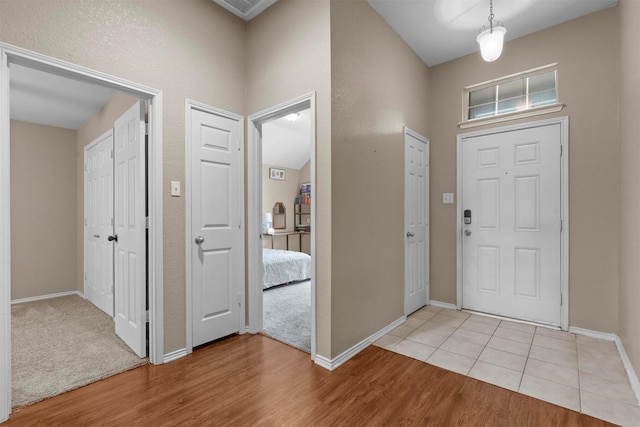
[0,43,164,422]
[247,93,317,359]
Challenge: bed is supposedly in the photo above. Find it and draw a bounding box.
[263,248,311,289]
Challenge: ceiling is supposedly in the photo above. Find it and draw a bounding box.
[262,109,311,170]
[10,64,117,130]
[368,0,617,67]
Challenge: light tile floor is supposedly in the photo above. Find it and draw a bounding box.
[373,306,640,426]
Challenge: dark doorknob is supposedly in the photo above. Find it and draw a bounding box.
[108,235,118,242]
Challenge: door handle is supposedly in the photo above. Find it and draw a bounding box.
[464,229,472,236]
[406,232,414,238]
[108,235,118,242]
[195,236,205,244]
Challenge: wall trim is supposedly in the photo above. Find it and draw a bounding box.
[428,300,457,310]
[314,316,406,371]
[11,290,82,305]
[570,327,640,406]
[163,348,188,364]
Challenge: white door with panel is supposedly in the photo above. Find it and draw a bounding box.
[190,108,243,347]
[404,130,429,315]
[461,123,561,325]
[113,101,147,357]
[84,130,114,317]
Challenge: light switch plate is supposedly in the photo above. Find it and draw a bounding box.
[171,181,181,197]
[443,193,454,204]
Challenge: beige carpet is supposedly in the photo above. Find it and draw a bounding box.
[11,295,147,408]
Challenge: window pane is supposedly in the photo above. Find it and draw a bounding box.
[528,71,556,94]
[529,88,557,108]
[528,71,556,108]
[498,79,526,101]
[469,86,495,107]
[498,95,526,114]
[469,102,496,119]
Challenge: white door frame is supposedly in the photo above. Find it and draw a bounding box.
[0,42,164,422]
[247,93,317,360]
[404,127,430,315]
[456,116,569,330]
[184,99,245,354]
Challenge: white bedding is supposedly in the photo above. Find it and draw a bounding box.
[263,248,311,289]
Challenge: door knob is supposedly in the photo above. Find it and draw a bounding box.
[406,232,415,238]
[195,235,205,244]
[107,235,118,242]
[464,229,472,236]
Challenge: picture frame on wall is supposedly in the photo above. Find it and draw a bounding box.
[270,167,286,180]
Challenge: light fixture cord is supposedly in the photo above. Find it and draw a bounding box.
[489,0,494,33]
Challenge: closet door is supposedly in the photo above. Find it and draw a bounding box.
[84,130,114,317]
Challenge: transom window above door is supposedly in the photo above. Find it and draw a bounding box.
[460,64,564,129]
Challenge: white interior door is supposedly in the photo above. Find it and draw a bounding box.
[404,129,429,315]
[461,123,561,325]
[114,101,147,357]
[84,130,114,317]
[190,107,242,348]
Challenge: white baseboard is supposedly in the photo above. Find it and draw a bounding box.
[11,290,82,305]
[428,300,457,310]
[570,326,640,406]
[163,348,187,363]
[568,326,616,341]
[314,316,406,372]
[615,336,640,406]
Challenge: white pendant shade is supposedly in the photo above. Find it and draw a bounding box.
[476,24,507,62]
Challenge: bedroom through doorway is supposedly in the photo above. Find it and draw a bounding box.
[8,62,150,409]
[260,107,313,353]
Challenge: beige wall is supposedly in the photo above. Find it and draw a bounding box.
[246,0,332,357]
[429,8,620,332]
[76,93,139,294]
[618,0,640,375]
[330,0,430,356]
[1,0,246,352]
[10,120,77,300]
[299,160,311,186]
[262,164,302,232]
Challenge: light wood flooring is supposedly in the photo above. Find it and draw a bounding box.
[5,334,613,426]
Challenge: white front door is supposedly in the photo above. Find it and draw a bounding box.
[404,129,429,315]
[461,123,561,325]
[84,130,114,317]
[190,107,243,347]
[113,101,147,357]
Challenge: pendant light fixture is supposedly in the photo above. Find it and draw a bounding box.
[476,0,507,62]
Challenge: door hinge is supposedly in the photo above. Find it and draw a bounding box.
[560,294,563,306]
[84,272,87,280]
[560,145,563,157]
[560,219,563,232]
[145,310,150,322]
[110,149,114,159]
[237,294,242,306]
[145,123,149,136]
[145,216,149,229]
